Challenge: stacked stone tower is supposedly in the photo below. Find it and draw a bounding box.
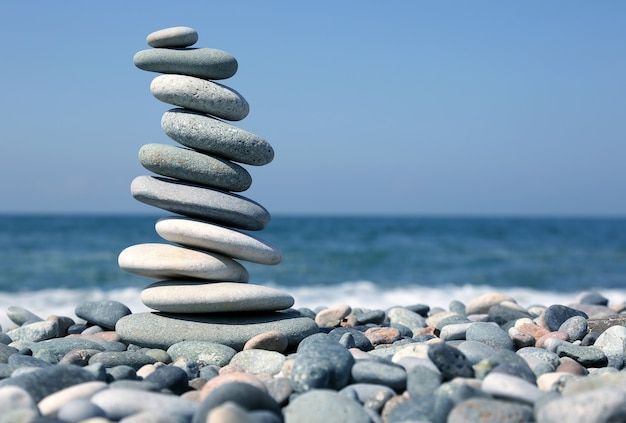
[116,27,317,351]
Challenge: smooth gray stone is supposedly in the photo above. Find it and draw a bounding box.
[481,372,542,404]
[427,342,474,381]
[139,143,251,192]
[88,351,157,370]
[558,315,588,342]
[516,347,560,368]
[593,325,626,362]
[118,243,249,281]
[167,341,235,367]
[192,382,281,423]
[6,320,57,343]
[536,384,626,423]
[0,344,18,363]
[91,388,198,420]
[465,322,514,350]
[291,333,354,393]
[143,365,189,395]
[387,307,427,335]
[283,389,371,423]
[0,364,95,402]
[116,310,318,350]
[141,281,294,313]
[146,26,198,48]
[448,398,533,423]
[556,344,608,367]
[407,364,442,397]
[134,47,237,80]
[387,394,453,423]
[57,399,106,421]
[544,304,588,331]
[456,340,496,365]
[29,339,105,361]
[151,74,249,121]
[75,300,131,330]
[5,306,43,326]
[156,217,281,265]
[131,175,270,231]
[162,108,274,165]
[350,360,407,392]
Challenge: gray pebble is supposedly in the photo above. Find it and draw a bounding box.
[134,47,237,80]
[387,393,453,423]
[517,347,561,369]
[0,385,37,414]
[88,351,157,370]
[536,384,626,422]
[91,388,198,420]
[555,344,608,367]
[544,304,588,331]
[387,307,427,334]
[5,306,43,326]
[558,315,588,342]
[167,341,236,368]
[284,389,372,423]
[406,364,442,397]
[192,382,281,422]
[0,364,95,402]
[143,365,189,395]
[57,398,106,421]
[75,300,132,330]
[230,349,286,375]
[481,372,542,404]
[6,320,58,343]
[427,342,474,381]
[456,340,496,365]
[465,322,514,350]
[339,383,395,412]
[350,360,407,392]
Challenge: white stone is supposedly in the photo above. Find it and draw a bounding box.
[146,26,198,48]
[118,243,249,282]
[156,217,281,265]
[150,74,249,121]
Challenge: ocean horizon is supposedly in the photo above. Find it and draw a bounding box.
[1,213,625,329]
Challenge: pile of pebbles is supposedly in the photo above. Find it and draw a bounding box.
[0,291,625,422]
[116,26,317,350]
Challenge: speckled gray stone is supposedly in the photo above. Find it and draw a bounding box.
[465,322,514,350]
[146,26,198,48]
[130,176,270,231]
[161,108,274,165]
[134,47,237,80]
[91,388,198,421]
[140,281,294,313]
[5,306,43,326]
[167,341,236,367]
[230,349,286,375]
[155,217,281,265]
[118,243,249,281]
[6,320,58,343]
[139,144,252,192]
[0,365,95,402]
[116,310,318,351]
[536,384,626,423]
[151,74,249,121]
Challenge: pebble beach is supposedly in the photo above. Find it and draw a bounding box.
[3,23,626,423]
[0,291,626,422]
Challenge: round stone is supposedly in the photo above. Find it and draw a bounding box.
[130,176,270,231]
[151,74,249,121]
[146,26,198,48]
[116,311,318,351]
[138,144,252,192]
[167,341,236,367]
[284,389,372,423]
[118,243,249,281]
[140,281,294,313]
[161,108,274,165]
[155,217,281,265]
[134,47,237,80]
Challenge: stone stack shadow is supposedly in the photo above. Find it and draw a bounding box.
[115,26,317,351]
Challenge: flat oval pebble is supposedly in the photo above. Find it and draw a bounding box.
[88,351,157,370]
[116,310,318,351]
[6,320,58,342]
[139,143,252,192]
[146,26,198,48]
[134,47,237,80]
[38,381,108,417]
[162,108,274,165]
[118,243,249,281]
[151,74,249,121]
[230,349,286,375]
[75,300,131,330]
[131,176,270,231]
[0,364,95,402]
[156,217,281,265]
[243,330,289,352]
[141,281,294,313]
[5,306,43,326]
[91,387,198,420]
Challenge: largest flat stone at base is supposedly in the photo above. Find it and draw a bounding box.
[115,310,319,351]
[131,176,270,231]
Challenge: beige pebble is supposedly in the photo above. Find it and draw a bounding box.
[199,373,267,401]
[207,401,252,423]
[243,330,288,353]
[38,381,108,416]
[465,292,515,315]
[315,304,352,327]
[536,331,569,349]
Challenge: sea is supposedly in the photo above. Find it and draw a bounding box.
[1,215,626,329]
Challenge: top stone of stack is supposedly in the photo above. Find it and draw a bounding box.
[146,26,199,48]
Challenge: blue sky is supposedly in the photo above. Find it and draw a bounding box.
[1,2,624,216]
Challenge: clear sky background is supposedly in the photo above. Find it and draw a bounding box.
[1,2,624,216]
